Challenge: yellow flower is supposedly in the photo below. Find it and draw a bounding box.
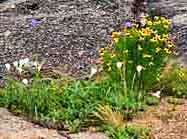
[99,48,105,53]
[154,16,159,20]
[141,28,152,36]
[150,37,157,43]
[99,52,105,56]
[153,21,161,25]
[114,38,119,43]
[125,32,131,36]
[155,34,161,40]
[143,53,152,58]
[147,21,152,26]
[156,47,161,53]
[164,48,171,54]
[112,32,120,38]
[168,44,174,48]
[112,32,120,43]
[162,34,168,38]
[179,71,185,78]
[164,24,169,29]
[160,17,166,21]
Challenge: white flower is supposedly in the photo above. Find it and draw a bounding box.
[116,62,123,69]
[89,67,97,78]
[13,61,19,68]
[22,79,28,85]
[19,58,30,67]
[5,63,11,71]
[32,60,45,72]
[136,65,143,73]
[151,90,161,98]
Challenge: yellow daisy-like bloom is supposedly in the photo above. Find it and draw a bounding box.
[98,48,105,53]
[156,47,161,53]
[162,34,168,38]
[112,32,120,43]
[113,38,119,43]
[147,21,152,26]
[143,53,152,58]
[150,37,157,43]
[164,48,171,54]
[153,20,161,25]
[154,16,159,21]
[155,34,161,40]
[141,28,152,36]
[112,32,120,38]
[178,71,185,78]
[163,24,169,29]
[168,44,174,48]
[160,17,166,21]
[125,32,131,36]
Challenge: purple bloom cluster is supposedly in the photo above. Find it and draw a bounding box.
[123,19,132,28]
[30,18,39,26]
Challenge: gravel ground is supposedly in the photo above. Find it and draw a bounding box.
[133,98,187,139]
[0,108,107,139]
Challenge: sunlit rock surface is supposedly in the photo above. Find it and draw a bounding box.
[0,0,133,75]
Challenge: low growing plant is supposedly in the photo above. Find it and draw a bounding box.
[159,65,187,97]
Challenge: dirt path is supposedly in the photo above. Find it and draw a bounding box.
[132,98,187,139]
[0,108,107,139]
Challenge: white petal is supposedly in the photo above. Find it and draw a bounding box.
[13,61,19,68]
[89,67,97,78]
[22,79,28,85]
[5,63,11,71]
[116,62,123,69]
[136,65,143,73]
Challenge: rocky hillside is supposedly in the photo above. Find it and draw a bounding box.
[0,0,133,75]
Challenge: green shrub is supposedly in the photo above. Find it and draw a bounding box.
[103,124,149,139]
[99,16,175,90]
[1,78,63,122]
[159,65,187,97]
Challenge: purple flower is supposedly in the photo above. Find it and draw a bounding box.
[30,18,39,26]
[123,20,132,28]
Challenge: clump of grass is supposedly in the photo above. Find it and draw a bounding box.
[94,105,125,128]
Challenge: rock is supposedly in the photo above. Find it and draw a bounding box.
[0,0,133,76]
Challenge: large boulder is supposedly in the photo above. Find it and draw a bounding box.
[0,0,133,75]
